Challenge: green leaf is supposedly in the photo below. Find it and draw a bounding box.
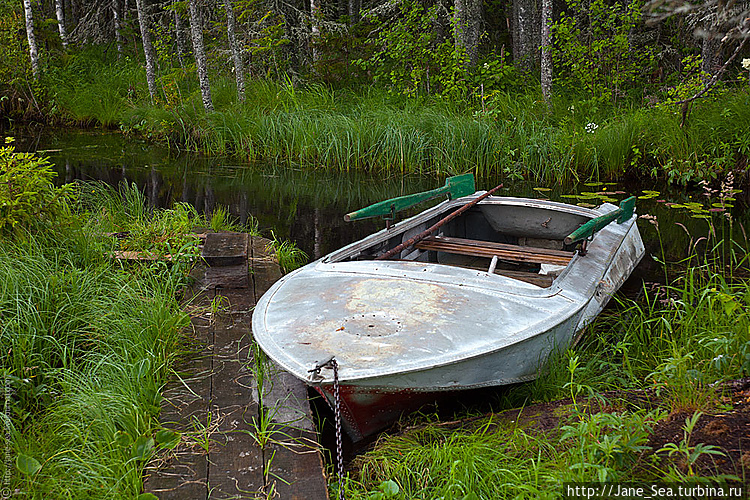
[462,494,480,500]
[380,479,399,497]
[16,453,42,475]
[138,494,160,500]
[155,429,181,450]
[133,435,155,460]
[113,430,132,447]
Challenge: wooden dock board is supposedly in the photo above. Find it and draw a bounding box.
[144,233,328,500]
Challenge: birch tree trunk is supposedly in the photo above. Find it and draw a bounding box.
[279,1,301,74]
[310,0,320,62]
[135,0,158,103]
[173,2,188,66]
[23,0,39,78]
[113,0,124,59]
[224,0,245,101]
[540,0,552,104]
[454,0,482,67]
[511,0,541,71]
[55,0,69,49]
[189,0,214,111]
[701,35,722,79]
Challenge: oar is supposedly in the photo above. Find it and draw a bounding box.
[344,174,475,222]
[376,183,504,261]
[564,196,636,246]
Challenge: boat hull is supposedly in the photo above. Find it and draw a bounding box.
[252,195,645,440]
[314,309,583,439]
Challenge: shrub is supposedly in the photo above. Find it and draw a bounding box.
[0,138,76,231]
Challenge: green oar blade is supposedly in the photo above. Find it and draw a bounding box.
[564,196,636,245]
[344,174,475,222]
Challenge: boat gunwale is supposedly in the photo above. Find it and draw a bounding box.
[323,193,603,265]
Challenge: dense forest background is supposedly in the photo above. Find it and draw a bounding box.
[1,0,749,182]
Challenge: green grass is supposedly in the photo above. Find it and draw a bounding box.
[78,181,260,256]
[0,229,191,498]
[266,233,308,274]
[0,157,223,497]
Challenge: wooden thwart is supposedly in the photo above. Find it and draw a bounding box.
[415,235,573,266]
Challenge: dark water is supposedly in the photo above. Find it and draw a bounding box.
[13,127,747,278]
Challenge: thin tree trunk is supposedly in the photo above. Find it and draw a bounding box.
[511,0,541,71]
[189,0,214,111]
[348,0,360,24]
[135,0,158,103]
[55,0,69,48]
[224,0,245,101]
[454,0,482,67]
[23,0,39,78]
[701,35,722,80]
[173,2,188,66]
[279,0,301,74]
[310,0,320,62]
[540,0,552,104]
[114,0,124,59]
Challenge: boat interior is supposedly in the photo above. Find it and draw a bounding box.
[332,200,594,288]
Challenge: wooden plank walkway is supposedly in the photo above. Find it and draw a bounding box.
[144,232,329,500]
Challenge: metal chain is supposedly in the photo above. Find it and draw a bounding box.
[308,356,345,499]
[331,358,345,500]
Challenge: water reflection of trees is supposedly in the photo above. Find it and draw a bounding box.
[19,130,750,271]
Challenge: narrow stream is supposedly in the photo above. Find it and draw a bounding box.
[15,127,744,269]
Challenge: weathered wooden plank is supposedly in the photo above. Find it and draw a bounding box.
[494,270,555,287]
[143,297,213,499]
[435,253,555,287]
[204,263,250,289]
[416,235,573,266]
[112,250,175,261]
[250,236,329,500]
[263,365,329,500]
[203,232,250,267]
[206,308,265,498]
[427,235,573,258]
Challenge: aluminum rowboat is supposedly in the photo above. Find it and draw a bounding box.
[252,193,645,440]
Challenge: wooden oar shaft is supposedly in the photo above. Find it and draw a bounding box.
[376,183,503,261]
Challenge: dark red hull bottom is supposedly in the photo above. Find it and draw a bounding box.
[317,384,447,441]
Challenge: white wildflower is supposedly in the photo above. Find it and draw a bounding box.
[743,58,750,70]
[585,122,598,133]
[712,354,724,362]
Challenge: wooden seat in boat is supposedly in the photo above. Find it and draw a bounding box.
[414,235,574,267]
